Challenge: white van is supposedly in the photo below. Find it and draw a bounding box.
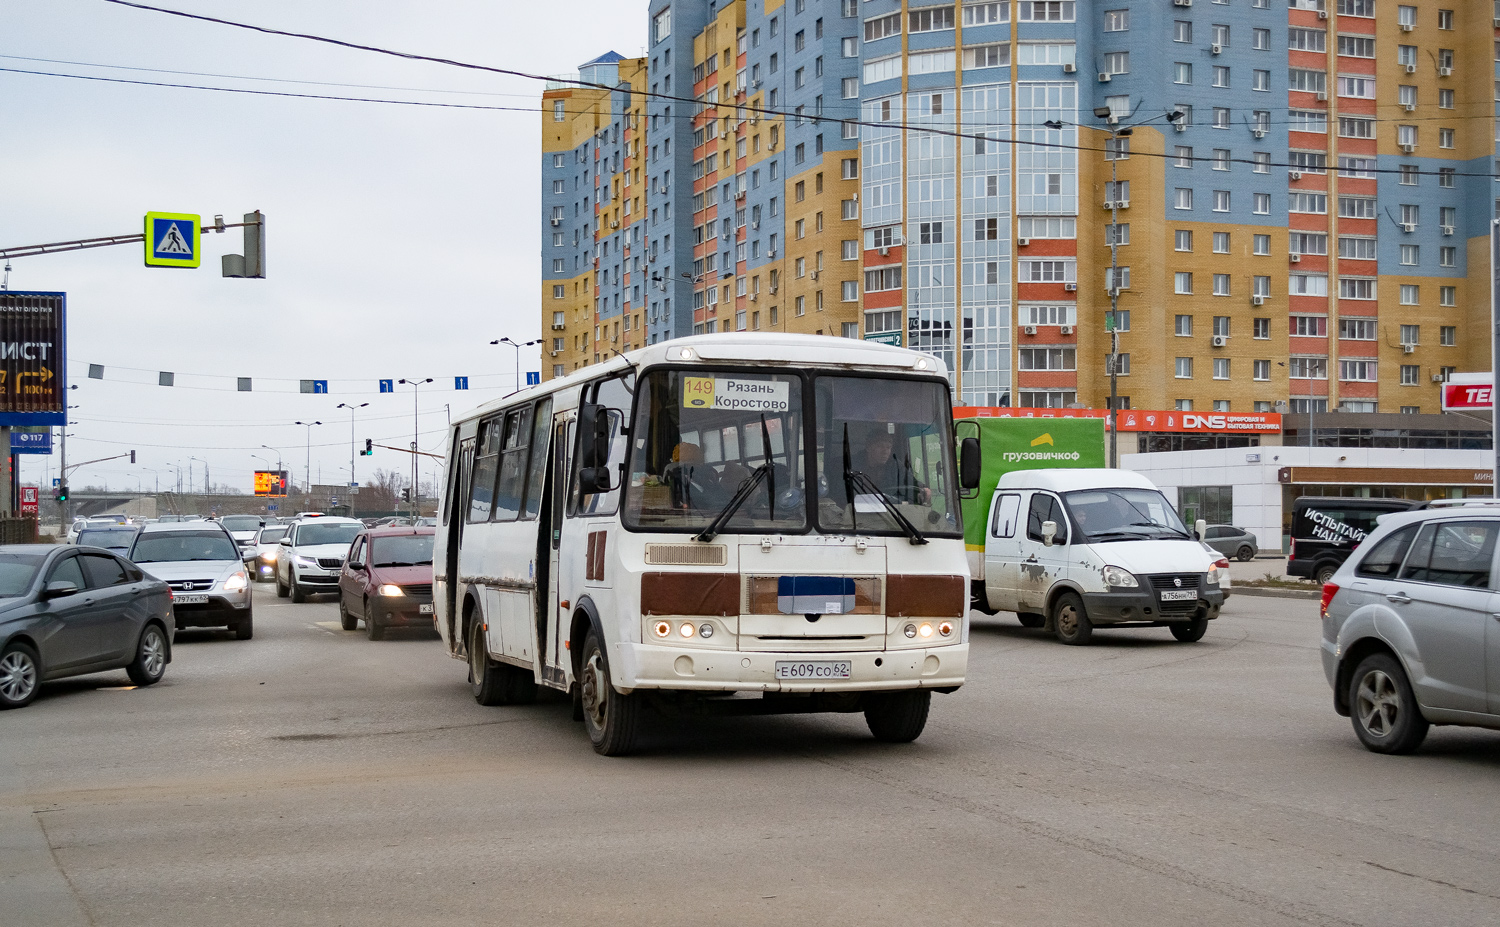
[972,469,1224,644]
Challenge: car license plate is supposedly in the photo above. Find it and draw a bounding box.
[774,660,852,680]
[419,603,433,614]
[175,594,208,605]
[1159,589,1197,602]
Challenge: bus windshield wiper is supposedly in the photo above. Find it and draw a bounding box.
[842,424,927,546]
[695,414,777,543]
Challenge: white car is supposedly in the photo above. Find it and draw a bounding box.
[248,523,289,582]
[275,516,363,603]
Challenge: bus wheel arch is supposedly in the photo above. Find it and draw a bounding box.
[569,598,604,722]
[459,586,485,659]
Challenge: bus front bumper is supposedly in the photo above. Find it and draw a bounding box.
[613,641,968,694]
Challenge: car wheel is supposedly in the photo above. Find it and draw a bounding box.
[234,611,254,641]
[1169,618,1208,643]
[864,690,931,743]
[1349,653,1429,754]
[0,641,40,709]
[338,596,357,631]
[276,573,289,598]
[1315,563,1338,586]
[1236,545,1255,562]
[366,608,385,641]
[579,626,641,756]
[126,624,168,685]
[468,620,508,706]
[1017,612,1045,628]
[291,577,306,604]
[1051,591,1093,645]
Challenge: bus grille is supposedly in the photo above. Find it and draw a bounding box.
[644,543,727,566]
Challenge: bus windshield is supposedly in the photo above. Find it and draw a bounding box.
[813,376,960,539]
[625,369,807,532]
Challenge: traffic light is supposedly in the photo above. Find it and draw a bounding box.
[401,488,411,502]
[362,438,372,456]
[130,450,136,464]
[55,485,68,502]
[221,211,266,278]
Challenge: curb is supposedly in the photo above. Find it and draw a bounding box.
[1229,585,1320,600]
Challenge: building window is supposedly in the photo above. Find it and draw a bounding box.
[1175,357,1193,379]
[1174,188,1193,210]
[1175,229,1193,252]
[1288,357,1328,380]
[1400,284,1420,305]
[1175,400,1193,412]
[1016,1,1075,22]
[1253,360,1270,381]
[1441,326,1456,346]
[1175,314,1193,336]
[1254,276,1270,297]
[1252,70,1269,92]
[1213,66,1230,89]
[1174,62,1192,85]
[1399,245,1419,266]
[1212,231,1230,253]
[1213,358,1230,380]
[1019,347,1078,371]
[1440,286,1455,307]
[1213,274,1230,296]
[1104,52,1129,76]
[1253,318,1270,339]
[1175,272,1194,295]
[1174,20,1192,43]
[1339,360,1376,382]
[841,281,858,302]
[1440,247,1456,268]
[1104,9,1128,31]
[1339,318,1377,341]
[1212,190,1230,212]
[1212,149,1231,172]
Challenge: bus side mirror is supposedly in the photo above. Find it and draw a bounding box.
[578,466,613,495]
[579,403,612,468]
[959,437,981,490]
[1195,518,1207,541]
[1042,521,1057,547]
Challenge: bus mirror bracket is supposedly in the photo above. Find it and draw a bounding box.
[959,436,981,490]
[579,466,613,495]
[579,403,611,469]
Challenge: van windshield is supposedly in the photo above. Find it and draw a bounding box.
[1061,488,1191,543]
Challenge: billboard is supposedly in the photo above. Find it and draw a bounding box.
[253,470,289,496]
[953,407,1282,434]
[0,291,66,426]
[1440,373,1492,411]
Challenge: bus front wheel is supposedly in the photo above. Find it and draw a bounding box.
[579,628,642,756]
[864,690,931,743]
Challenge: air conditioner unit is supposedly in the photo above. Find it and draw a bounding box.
[1062,63,1076,73]
[1102,201,1116,210]
[1289,170,1303,180]
[1403,103,1416,112]
[1023,325,1038,335]
[1441,225,1454,236]
[751,221,759,230]
[1098,72,1112,83]
[549,350,559,357]
[1315,90,1328,101]
[878,246,889,256]
[1017,238,1030,247]
[1317,10,1328,20]
[749,294,757,302]
[1402,343,1416,354]
[550,218,561,226]
[1432,373,1445,382]
[1211,43,1222,56]
[767,250,777,258]
[1174,121,1188,133]
[1289,253,1302,263]
[1401,222,1416,233]
[1401,143,1416,153]
[1211,335,1228,348]
[770,284,778,294]
[1400,23,1414,33]
[1252,295,1266,306]
[1252,129,1266,139]
[1404,64,1417,74]
[1060,325,1074,335]
[610,220,620,229]
[1063,282,1078,292]
[1439,66,1452,77]
[1173,0,1191,6]
[1494,17,1500,27]
[1118,199,1130,209]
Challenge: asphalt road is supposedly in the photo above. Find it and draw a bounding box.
[4,583,1498,927]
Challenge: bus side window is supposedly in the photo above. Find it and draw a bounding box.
[522,398,553,520]
[468,415,503,523]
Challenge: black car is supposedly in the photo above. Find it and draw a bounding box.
[0,545,175,709]
[1287,496,1421,584]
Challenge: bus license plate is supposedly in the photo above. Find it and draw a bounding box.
[419,603,433,614]
[774,660,852,680]
[175,594,208,605]
[1159,590,1197,602]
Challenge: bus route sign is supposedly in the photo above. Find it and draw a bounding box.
[0,291,66,426]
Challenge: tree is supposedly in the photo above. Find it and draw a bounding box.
[363,468,407,512]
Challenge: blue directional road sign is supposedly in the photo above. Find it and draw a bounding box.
[379,379,394,393]
[526,371,541,386]
[52,477,60,487]
[455,376,469,390]
[143,212,201,268]
[313,380,328,393]
[266,503,279,512]
[10,431,52,454]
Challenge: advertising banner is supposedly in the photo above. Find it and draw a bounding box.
[0,291,66,426]
[253,470,289,497]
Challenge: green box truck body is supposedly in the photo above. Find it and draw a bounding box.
[956,417,1107,552]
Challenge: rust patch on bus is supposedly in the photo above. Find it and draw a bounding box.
[640,572,739,616]
[886,574,965,618]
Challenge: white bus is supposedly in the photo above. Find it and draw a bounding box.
[434,333,979,755]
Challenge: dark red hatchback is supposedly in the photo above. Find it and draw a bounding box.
[337,527,435,640]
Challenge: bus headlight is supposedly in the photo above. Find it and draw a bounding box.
[903,624,917,639]
[918,623,934,638]
[652,620,671,638]
[678,622,695,638]
[1102,565,1138,588]
[698,623,714,639]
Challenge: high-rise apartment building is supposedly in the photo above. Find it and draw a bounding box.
[542,0,1495,417]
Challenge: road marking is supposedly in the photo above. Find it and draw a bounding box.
[313,621,344,632]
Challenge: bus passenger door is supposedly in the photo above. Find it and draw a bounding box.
[441,436,474,651]
[542,413,574,684]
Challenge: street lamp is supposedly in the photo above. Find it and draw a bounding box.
[396,378,432,518]
[490,338,542,391]
[294,422,323,495]
[336,402,369,488]
[189,456,206,494]
[1045,106,1183,468]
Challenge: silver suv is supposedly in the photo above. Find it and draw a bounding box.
[1321,501,1500,754]
[128,522,253,640]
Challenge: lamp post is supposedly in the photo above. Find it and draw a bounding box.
[1045,106,1182,468]
[189,456,207,494]
[294,422,322,496]
[336,402,369,488]
[490,338,541,391]
[397,378,432,518]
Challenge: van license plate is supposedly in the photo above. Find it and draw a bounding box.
[175,594,208,605]
[1159,590,1196,602]
[419,603,433,614]
[774,660,852,680]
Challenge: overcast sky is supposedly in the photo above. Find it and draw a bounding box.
[2,0,640,496]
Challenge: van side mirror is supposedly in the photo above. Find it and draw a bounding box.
[578,403,612,469]
[578,466,613,495]
[1194,518,1208,541]
[1041,520,1057,547]
[959,436,981,490]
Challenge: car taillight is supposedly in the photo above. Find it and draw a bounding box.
[1320,583,1338,619]
[1214,558,1230,570]
[1289,538,1296,558]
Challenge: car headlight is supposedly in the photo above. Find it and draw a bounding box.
[262,549,278,562]
[223,572,248,591]
[293,555,317,569]
[1206,564,1222,585]
[1102,565,1138,588]
[377,584,405,597]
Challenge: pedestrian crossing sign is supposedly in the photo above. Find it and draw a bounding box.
[144,212,201,268]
